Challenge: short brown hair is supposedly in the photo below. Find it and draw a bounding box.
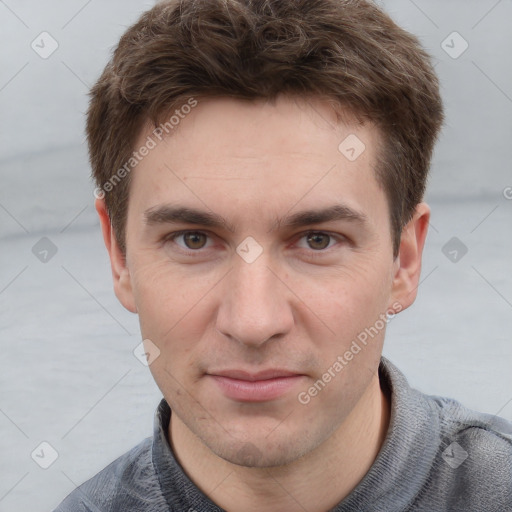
[87,0,444,258]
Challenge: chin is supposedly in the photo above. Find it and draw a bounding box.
[202,426,321,469]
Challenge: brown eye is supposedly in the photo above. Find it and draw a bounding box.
[306,232,331,250]
[183,232,208,249]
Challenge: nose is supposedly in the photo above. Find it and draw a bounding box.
[215,252,294,348]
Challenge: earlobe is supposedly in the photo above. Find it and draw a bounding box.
[389,202,430,312]
[95,198,137,313]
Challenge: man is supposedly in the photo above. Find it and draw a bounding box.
[55,0,512,510]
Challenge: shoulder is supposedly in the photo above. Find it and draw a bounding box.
[419,395,512,510]
[380,358,512,510]
[431,394,512,461]
[53,436,168,512]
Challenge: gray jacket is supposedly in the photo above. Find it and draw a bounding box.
[54,357,512,511]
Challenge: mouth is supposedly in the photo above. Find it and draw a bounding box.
[206,369,306,402]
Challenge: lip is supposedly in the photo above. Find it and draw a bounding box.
[207,369,305,402]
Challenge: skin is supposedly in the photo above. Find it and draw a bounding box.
[97,95,430,512]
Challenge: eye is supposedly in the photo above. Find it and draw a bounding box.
[296,231,342,251]
[162,230,347,258]
[164,231,213,251]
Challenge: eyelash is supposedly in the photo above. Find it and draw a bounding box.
[162,230,347,259]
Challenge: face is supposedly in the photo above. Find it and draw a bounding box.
[100,95,426,468]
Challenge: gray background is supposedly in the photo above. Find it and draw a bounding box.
[1,0,511,510]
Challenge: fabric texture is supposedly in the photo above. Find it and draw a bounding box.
[54,357,512,512]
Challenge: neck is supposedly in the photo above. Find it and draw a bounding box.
[169,373,390,512]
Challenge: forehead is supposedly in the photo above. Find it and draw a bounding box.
[128,96,387,229]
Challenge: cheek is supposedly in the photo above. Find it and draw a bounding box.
[293,266,392,393]
[131,255,196,315]
[302,261,392,334]
[131,260,216,362]
[131,260,182,339]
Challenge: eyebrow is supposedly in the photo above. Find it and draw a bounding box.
[144,204,368,233]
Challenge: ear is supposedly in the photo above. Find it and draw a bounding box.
[95,198,137,313]
[389,202,430,312]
